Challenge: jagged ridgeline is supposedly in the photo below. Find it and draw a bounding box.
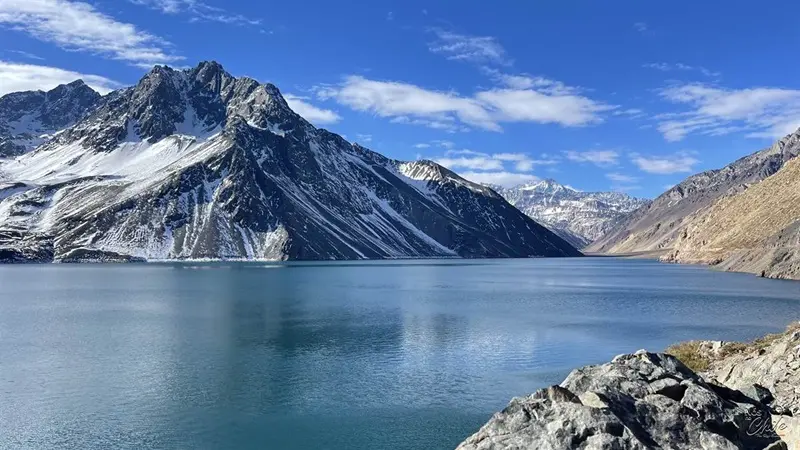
[0,61,580,262]
[491,179,650,249]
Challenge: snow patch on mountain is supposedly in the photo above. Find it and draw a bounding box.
[0,62,580,262]
[492,179,650,248]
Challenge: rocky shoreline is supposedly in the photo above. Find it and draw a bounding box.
[457,323,800,449]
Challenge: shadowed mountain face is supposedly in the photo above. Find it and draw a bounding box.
[491,179,649,249]
[0,61,580,262]
[0,80,101,157]
[587,129,800,254]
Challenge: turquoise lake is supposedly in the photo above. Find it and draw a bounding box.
[1,258,799,449]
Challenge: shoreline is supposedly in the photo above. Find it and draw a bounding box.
[458,322,800,449]
[586,248,800,281]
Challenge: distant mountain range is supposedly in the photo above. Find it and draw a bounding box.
[588,128,800,279]
[491,180,650,248]
[0,61,579,262]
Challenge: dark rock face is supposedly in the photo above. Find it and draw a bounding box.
[0,80,100,157]
[588,130,800,254]
[0,61,580,262]
[457,351,782,450]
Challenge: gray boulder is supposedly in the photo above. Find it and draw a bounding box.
[457,351,780,449]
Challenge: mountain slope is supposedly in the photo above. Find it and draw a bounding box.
[587,129,800,254]
[663,156,800,279]
[493,180,649,248]
[0,81,101,157]
[0,62,580,262]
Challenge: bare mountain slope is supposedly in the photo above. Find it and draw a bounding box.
[663,156,800,279]
[587,129,800,254]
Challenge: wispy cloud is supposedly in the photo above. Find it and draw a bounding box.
[0,60,122,95]
[0,0,183,67]
[656,83,800,141]
[634,22,648,33]
[484,69,579,95]
[130,0,261,26]
[564,150,619,167]
[7,50,44,60]
[432,140,455,149]
[355,133,372,143]
[606,172,641,191]
[630,152,699,174]
[428,29,510,65]
[315,75,614,132]
[284,93,342,125]
[606,172,639,183]
[643,62,720,78]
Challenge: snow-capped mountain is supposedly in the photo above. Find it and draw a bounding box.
[0,61,580,262]
[0,80,101,157]
[491,179,650,248]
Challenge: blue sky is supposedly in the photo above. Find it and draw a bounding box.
[2,0,800,197]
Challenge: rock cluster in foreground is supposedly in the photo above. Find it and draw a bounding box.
[458,323,800,449]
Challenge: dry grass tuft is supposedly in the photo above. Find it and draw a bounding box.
[666,341,710,372]
[666,322,800,372]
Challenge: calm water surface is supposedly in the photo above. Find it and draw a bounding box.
[1,258,799,449]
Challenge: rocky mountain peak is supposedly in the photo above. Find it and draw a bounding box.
[523,178,577,194]
[48,61,303,151]
[493,181,650,248]
[0,80,101,157]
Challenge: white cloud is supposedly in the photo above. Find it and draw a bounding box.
[429,29,509,65]
[657,83,800,141]
[0,60,122,95]
[0,0,183,67]
[130,0,261,26]
[458,171,540,187]
[284,93,342,124]
[492,152,558,171]
[431,149,555,186]
[316,75,613,132]
[413,143,430,149]
[317,76,498,131]
[643,62,719,78]
[564,150,619,167]
[355,133,372,143]
[631,152,699,174]
[477,88,613,126]
[634,22,648,32]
